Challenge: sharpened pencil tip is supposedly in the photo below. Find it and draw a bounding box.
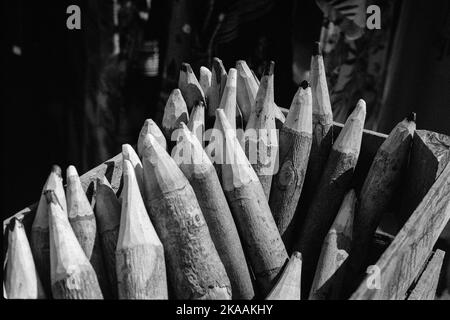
[8,217,18,231]
[212,58,225,78]
[67,165,78,177]
[313,41,322,56]
[300,80,309,89]
[407,112,416,122]
[263,61,275,76]
[292,251,302,259]
[51,165,62,177]
[180,63,189,72]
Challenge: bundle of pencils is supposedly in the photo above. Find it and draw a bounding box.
[4,43,450,300]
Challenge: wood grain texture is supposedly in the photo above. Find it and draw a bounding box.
[66,166,111,298]
[116,160,167,299]
[297,43,334,227]
[346,117,415,292]
[293,100,365,298]
[245,61,277,199]
[48,191,103,299]
[173,125,254,299]
[266,252,302,300]
[5,218,46,299]
[269,83,312,244]
[30,166,66,297]
[218,109,287,296]
[94,176,121,298]
[350,162,450,300]
[143,134,231,300]
[399,130,450,226]
[407,250,445,300]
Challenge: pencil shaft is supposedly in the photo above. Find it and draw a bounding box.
[270,126,312,242]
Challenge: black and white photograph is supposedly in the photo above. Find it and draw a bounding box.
[2,0,450,307]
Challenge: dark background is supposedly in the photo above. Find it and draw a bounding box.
[3,0,450,230]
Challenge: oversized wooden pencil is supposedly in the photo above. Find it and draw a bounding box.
[47,190,103,299]
[66,165,111,298]
[172,123,255,299]
[207,57,227,127]
[398,130,450,226]
[116,159,168,299]
[245,61,278,199]
[162,88,189,144]
[269,80,313,243]
[199,66,212,99]
[266,252,302,300]
[218,68,238,130]
[236,60,258,123]
[293,99,366,296]
[217,109,288,295]
[142,133,231,299]
[309,42,333,179]
[94,176,121,298]
[187,101,205,146]
[178,62,205,111]
[137,119,167,157]
[5,218,46,299]
[122,144,144,196]
[347,114,415,286]
[309,189,356,300]
[30,165,66,296]
[295,42,334,228]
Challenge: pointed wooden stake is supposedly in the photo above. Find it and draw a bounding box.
[217,109,288,295]
[309,190,356,300]
[218,68,238,130]
[172,124,255,299]
[296,42,334,233]
[122,144,144,197]
[31,165,66,296]
[266,252,302,300]
[348,114,416,287]
[236,60,258,123]
[178,62,205,110]
[6,218,46,299]
[199,66,212,99]
[66,165,111,298]
[94,176,121,298]
[187,101,205,146]
[294,99,366,297]
[47,190,103,299]
[269,80,313,245]
[137,119,167,157]
[398,130,450,226]
[115,160,168,299]
[245,61,278,199]
[162,88,189,143]
[142,133,231,299]
[207,57,227,122]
